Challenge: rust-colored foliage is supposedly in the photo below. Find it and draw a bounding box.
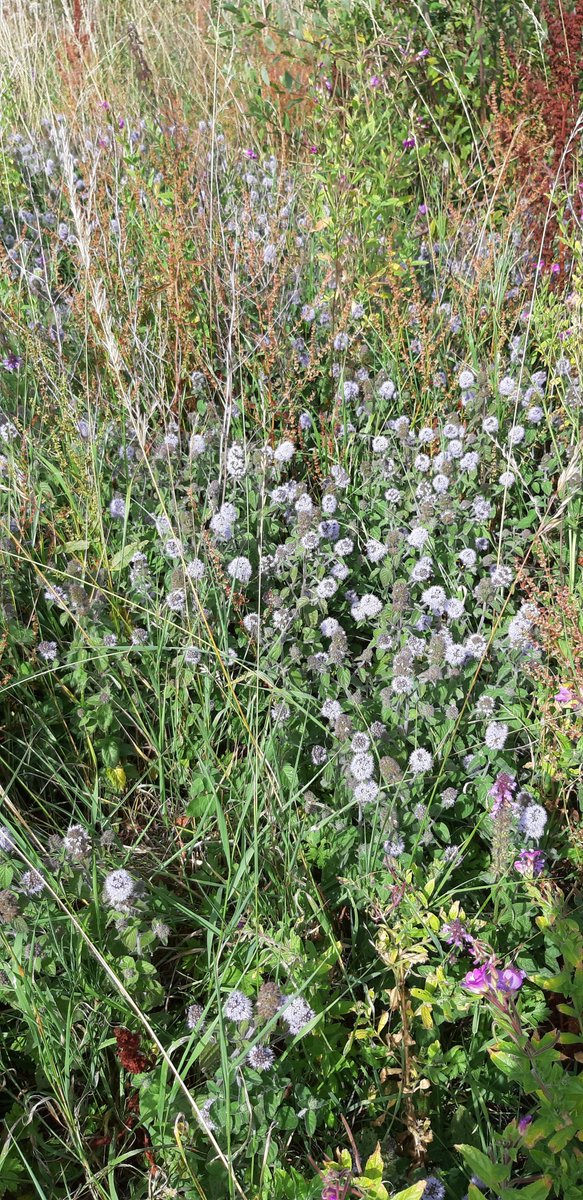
[490,2,583,260]
[517,544,583,760]
[113,1027,152,1075]
[523,0,583,171]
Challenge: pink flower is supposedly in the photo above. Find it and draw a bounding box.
[550,263,560,274]
[555,686,574,704]
[463,966,492,994]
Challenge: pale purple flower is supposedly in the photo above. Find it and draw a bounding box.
[514,849,545,877]
[227,556,252,585]
[351,594,382,620]
[421,1177,445,1200]
[282,996,315,1035]
[2,352,22,371]
[0,827,15,853]
[224,990,253,1022]
[186,558,206,580]
[186,1004,205,1031]
[109,497,126,519]
[519,804,547,841]
[247,1045,275,1071]
[103,869,137,908]
[350,753,375,781]
[37,640,57,661]
[165,589,186,612]
[408,748,433,775]
[485,721,509,750]
[489,772,517,815]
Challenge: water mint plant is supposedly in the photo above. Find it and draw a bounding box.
[0,2,581,1198]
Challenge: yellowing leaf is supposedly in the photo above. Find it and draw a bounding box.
[390,1184,427,1200]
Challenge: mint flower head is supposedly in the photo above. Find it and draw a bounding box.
[223,990,253,1023]
[422,1178,445,1200]
[103,869,137,910]
[281,995,315,1035]
[247,1045,275,1071]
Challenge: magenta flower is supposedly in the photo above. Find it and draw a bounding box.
[497,965,525,994]
[463,966,492,994]
[514,849,545,877]
[369,75,381,88]
[402,136,416,150]
[555,686,574,704]
[244,148,258,160]
[550,263,560,275]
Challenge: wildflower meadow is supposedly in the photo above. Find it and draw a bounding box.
[0,1,582,1198]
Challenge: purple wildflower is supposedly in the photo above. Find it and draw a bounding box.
[489,772,517,816]
[441,919,472,949]
[514,849,545,877]
[2,352,22,371]
[497,965,526,994]
[463,966,493,994]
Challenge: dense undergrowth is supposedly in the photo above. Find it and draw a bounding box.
[0,2,582,1199]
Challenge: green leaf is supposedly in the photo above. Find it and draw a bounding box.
[455,1145,511,1190]
[109,542,143,571]
[499,1179,552,1200]
[357,1144,388,1198]
[390,1185,426,1200]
